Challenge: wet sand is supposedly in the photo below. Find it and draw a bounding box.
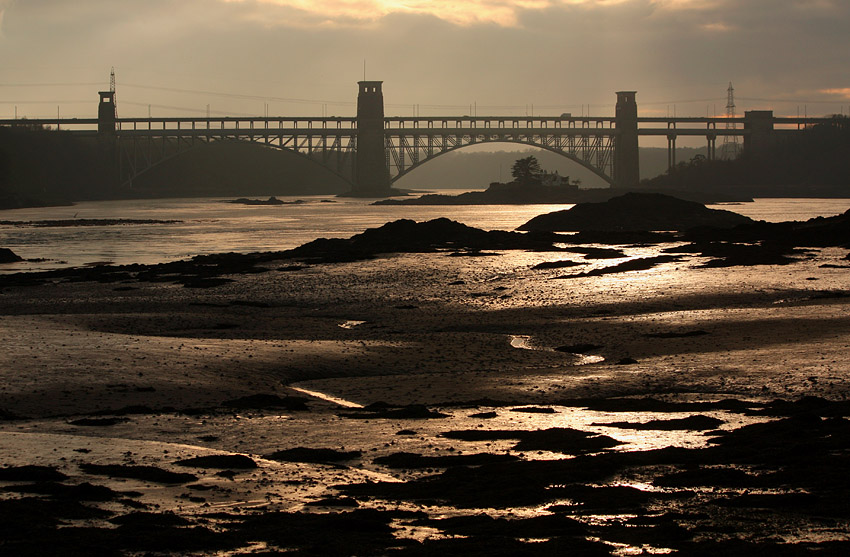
[1,243,850,554]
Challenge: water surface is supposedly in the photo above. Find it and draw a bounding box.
[1,193,848,272]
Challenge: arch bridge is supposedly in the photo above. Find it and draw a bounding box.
[1,82,838,197]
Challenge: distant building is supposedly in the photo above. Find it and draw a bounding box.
[540,170,572,187]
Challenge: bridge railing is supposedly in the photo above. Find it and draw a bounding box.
[383,116,616,130]
[3,115,838,137]
[115,117,357,133]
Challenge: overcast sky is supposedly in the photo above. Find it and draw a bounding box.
[1,0,848,122]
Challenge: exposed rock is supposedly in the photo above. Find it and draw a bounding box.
[68,417,129,427]
[228,196,288,205]
[373,185,748,206]
[644,330,709,339]
[0,408,25,420]
[0,465,68,482]
[532,259,583,270]
[0,248,22,263]
[221,394,309,411]
[3,481,121,501]
[109,511,192,527]
[174,455,258,469]
[509,406,558,414]
[374,452,519,468]
[80,464,196,484]
[441,427,621,454]
[518,193,753,232]
[305,497,360,507]
[556,255,680,278]
[282,218,566,263]
[597,415,725,431]
[265,447,362,463]
[555,343,603,354]
[339,403,449,420]
[665,241,802,267]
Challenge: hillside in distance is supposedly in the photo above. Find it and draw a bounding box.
[0,128,351,208]
[637,117,850,198]
[393,147,707,190]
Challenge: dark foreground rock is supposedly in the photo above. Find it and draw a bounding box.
[0,247,22,263]
[3,398,849,555]
[265,447,362,463]
[221,394,309,411]
[0,465,67,482]
[283,218,567,263]
[79,464,197,484]
[518,192,754,232]
[174,455,258,469]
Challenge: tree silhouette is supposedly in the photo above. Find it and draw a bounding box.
[511,155,542,184]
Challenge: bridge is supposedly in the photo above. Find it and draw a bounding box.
[0,82,838,196]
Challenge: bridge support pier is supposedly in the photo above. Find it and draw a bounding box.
[613,91,640,188]
[351,81,392,197]
[744,110,775,160]
[667,134,677,169]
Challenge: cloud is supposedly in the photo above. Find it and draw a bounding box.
[1,0,849,122]
[821,88,850,100]
[221,0,641,27]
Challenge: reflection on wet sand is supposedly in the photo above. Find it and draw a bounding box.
[1,226,850,553]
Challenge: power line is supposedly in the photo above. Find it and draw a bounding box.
[0,100,91,104]
[121,83,355,106]
[640,97,725,106]
[738,96,846,104]
[120,101,258,117]
[0,82,105,87]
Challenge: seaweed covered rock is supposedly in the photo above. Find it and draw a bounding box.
[518,193,753,232]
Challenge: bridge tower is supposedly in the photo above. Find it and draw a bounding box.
[98,91,116,134]
[613,91,640,188]
[98,69,117,135]
[353,81,391,196]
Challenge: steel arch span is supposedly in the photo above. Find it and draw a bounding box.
[385,135,615,185]
[383,116,618,187]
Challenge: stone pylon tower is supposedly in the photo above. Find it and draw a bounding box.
[98,69,117,135]
[353,81,391,196]
[614,91,640,188]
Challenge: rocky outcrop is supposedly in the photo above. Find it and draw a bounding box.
[0,248,22,263]
[518,193,754,232]
[282,218,566,263]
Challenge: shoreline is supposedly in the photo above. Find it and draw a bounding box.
[2,221,850,553]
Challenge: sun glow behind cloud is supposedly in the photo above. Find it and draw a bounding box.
[821,88,850,100]
[222,0,637,27]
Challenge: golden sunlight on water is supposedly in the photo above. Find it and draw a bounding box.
[1,195,849,272]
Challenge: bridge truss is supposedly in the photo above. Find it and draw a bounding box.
[383,116,617,184]
[108,115,621,186]
[111,117,359,186]
[1,112,838,189]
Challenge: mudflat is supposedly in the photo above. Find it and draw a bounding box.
[1,237,849,554]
